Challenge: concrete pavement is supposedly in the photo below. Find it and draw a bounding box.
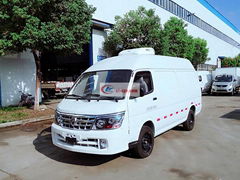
[0,95,240,180]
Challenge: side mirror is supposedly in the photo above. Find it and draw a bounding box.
[234,79,237,82]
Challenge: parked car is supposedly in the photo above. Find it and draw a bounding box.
[51,48,202,158]
[197,71,212,94]
[211,67,240,95]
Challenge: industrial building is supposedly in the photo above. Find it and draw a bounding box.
[0,0,240,106]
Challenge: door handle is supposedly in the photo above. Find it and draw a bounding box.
[153,97,158,101]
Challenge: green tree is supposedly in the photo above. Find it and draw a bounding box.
[162,17,209,67]
[222,54,240,67]
[192,38,209,67]
[0,0,95,109]
[161,17,195,60]
[104,8,210,67]
[104,6,162,56]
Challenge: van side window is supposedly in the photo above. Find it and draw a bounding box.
[132,71,153,98]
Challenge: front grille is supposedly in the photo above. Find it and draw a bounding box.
[79,138,99,148]
[216,90,227,92]
[216,85,227,88]
[57,135,100,148]
[60,114,96,130]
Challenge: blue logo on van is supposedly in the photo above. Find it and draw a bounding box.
[101,85,114,94]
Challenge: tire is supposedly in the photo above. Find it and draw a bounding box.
[233,89,236,95]
[207,88,212,95]
[183,109,195,131]
[132,126,154,158]
[42,90,49,99]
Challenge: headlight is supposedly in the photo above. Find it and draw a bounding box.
[95,119,107,129]
[228,84,233,89]
[94,112,125,130]
[55,111,63,126]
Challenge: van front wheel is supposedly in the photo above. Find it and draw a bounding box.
[133,126,154,158]
[183,110,195,131]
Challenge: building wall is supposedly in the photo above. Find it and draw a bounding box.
[0,28,106,107]
[86,0,240,65]
[0,51,36,107]
[92,29,108,64]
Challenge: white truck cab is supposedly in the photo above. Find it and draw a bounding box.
[52,48,202,158]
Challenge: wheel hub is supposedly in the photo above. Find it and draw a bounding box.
[142,133,152,153]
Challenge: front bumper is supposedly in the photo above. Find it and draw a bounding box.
[51,123,129,155]
[212,87,233,93]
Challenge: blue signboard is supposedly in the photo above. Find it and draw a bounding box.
[97,55,107,62]
[89,30,93,66]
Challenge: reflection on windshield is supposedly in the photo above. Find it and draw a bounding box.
[215,75,233,82]
[67,70,132,100]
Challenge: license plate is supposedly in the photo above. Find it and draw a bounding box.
[66,137,77,145]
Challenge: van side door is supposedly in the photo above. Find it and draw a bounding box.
[127,71,158,142]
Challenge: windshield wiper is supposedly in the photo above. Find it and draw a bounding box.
[83,93,100,97]
[66,94,86,100]
[66,93,123,102]
[99,96,124,102]
[79,93,101,102]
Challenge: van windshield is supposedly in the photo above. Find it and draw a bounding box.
[67,70,132,100]
[215,75,232,82]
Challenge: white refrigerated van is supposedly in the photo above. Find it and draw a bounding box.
[197,71,212,94]
[52,48,202,158]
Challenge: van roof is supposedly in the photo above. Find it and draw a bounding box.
[86,55,194,72]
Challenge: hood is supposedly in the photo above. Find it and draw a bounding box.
[213,82,232,86]
[57,98,126,115]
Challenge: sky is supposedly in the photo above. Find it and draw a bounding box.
[206,0,240,31]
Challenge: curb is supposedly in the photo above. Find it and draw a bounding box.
[0,115,55,129]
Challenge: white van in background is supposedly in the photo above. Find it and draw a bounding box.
[212,67,240,95]
[51,48,202,158]
[197,71,212,94]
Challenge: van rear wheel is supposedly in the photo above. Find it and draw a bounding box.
[183,110,195,131]
[133,126,154,158]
